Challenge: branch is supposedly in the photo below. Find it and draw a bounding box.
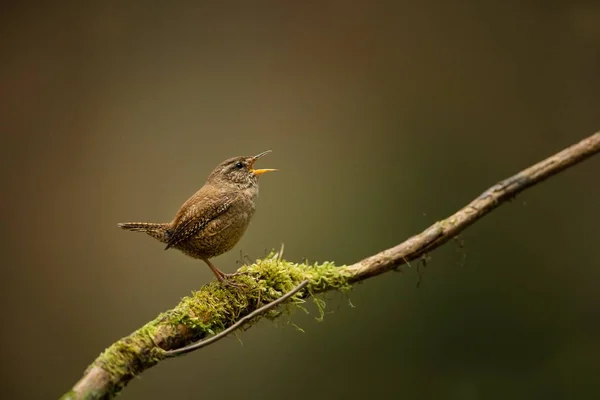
[163,279,309,357]
[61,132,600,400]
[345,132,600,282]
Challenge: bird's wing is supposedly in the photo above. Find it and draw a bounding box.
[165,192,238,250]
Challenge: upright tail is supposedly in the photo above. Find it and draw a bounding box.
[117,222,170,243]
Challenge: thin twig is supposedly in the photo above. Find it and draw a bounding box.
[342,131,600,281]
[164,280,309,357]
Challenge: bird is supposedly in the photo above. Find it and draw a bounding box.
[117,150,277,285]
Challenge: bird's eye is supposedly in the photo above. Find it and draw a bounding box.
[234,161,244,169]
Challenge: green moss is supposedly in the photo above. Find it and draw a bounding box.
[58,391,76,400]
[158,252,351,338]
[88,251,351,396]
[92,320,163,395]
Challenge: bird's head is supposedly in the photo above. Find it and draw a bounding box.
[207,150,277,188]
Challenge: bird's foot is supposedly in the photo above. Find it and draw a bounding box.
[203,259,248,289]
[215,271,251,288]
[218,274,248,289]
[223,270,250,278]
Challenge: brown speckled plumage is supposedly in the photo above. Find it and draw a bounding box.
[118,151,276,284]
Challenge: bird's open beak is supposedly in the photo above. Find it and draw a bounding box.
[250,150,277,175]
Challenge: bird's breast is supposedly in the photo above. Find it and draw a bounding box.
[179,195,256,259]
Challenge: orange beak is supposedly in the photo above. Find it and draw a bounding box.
[250,150,278,176]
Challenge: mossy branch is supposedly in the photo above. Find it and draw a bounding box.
[61,132,600,400]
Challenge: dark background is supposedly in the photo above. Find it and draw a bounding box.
[2,1,599,399]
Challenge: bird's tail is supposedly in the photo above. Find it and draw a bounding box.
[117,222,170,243]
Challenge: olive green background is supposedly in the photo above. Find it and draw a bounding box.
[1,1,599,399]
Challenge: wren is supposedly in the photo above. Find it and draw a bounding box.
[118,150,277,285]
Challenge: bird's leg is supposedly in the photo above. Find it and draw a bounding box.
[202,259,245,288]
[202,258,226,281]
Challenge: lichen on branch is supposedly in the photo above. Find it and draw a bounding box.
[62,131,600,400]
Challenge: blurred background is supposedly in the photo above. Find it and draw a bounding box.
[1,1,599,399]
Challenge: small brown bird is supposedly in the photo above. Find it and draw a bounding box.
[118,150,276,284]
